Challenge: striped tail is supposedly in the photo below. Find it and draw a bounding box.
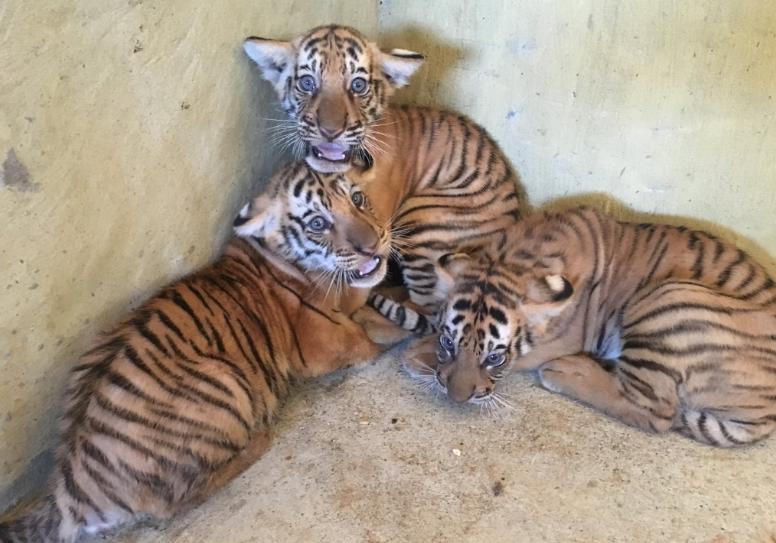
[367,292,437,336]
[680,410,775,447]
[0,495,74,543]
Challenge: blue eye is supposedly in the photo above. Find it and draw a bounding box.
[308,216,329,232]
[486,352,506,367]
[298,75,316,93]
[440,336,455,351]
[350,77,368,94]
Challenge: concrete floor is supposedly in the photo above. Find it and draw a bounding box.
[107,344,776,543]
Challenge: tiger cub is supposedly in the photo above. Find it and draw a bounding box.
[380,206,776,447]
[242,24,525,311]
[0,162,391,543]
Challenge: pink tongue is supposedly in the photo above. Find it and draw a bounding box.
[316,142,348,161]
[358,257,379,276]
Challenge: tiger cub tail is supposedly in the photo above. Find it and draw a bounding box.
[367,292,437,336]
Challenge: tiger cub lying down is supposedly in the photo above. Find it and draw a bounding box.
[0,162,391,543]
[376,206,776,446]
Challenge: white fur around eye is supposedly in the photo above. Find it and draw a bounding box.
[545,274,565,292]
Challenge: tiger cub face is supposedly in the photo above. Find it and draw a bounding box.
[428,253,575,404]
[243,25,424,173]
[234,162,391,288]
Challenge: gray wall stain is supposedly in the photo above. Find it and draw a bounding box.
[1,149,40,192]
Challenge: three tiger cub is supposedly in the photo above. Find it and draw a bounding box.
[376,206,776,447]
[243,24,525,311]
[0,162,391,543]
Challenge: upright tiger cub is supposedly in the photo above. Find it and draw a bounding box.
[388,207,776,446]
[0,162,391,543]
[243,24,525,311]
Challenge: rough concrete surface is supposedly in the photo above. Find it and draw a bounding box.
[103,345,776,543]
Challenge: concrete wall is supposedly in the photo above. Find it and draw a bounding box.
[2,0,775,508]
[379,0,776,269]
[0,1,376,503]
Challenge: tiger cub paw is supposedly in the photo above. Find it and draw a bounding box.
[401,336,440,381]
[537,358,587,394]
[352,305,411,345]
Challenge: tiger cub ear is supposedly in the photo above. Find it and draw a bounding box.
[378,48,425,88]
[243,37,296,87]
[521,275,575,334]
[435,252,473,297]
[535,274,574,303]
[233,194,282,239]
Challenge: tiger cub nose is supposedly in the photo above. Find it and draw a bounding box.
[353,240,379,256]
[319,125,344,140]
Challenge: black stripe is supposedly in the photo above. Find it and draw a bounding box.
[718,420,746,445]
[716,249,746,288]
[86,416,181,471]
[238,320,278,395]
[106,370,171,407]
[176,362,235,398]
[697,412,718,444]
[156,310,186,342]
[134,319,171,356]
[123,345,189,400]
[618,355,683,383]
[688,232,703,279]
[185,284,216,316]
[624,302,736,330]
[206,318,226,353]
[81,439,118,477]
[117,460,176,503]
[148,405,250,440]
[618,368,658,401]
[79,458,134,514]
[60,458,106,522]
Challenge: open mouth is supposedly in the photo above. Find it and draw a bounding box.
[353,256,382,279]
[311,142,352,163]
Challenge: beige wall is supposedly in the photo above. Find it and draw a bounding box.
[0,1,376,503]
[379,0,776,269]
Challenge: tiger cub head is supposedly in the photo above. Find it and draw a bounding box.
[233,162,391,289]
[242,25,424,173]
[425,251,575,404]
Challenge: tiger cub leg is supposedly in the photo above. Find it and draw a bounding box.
[299,314,389,379]
[352,289,433,346]
[180,429,272,514]
[352,303,414,345]
[538,354,679,434]
[400,335,440,385]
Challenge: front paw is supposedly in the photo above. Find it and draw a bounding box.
[352,306,411,345]
[401,336,440,380]
[537,358,585,394]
